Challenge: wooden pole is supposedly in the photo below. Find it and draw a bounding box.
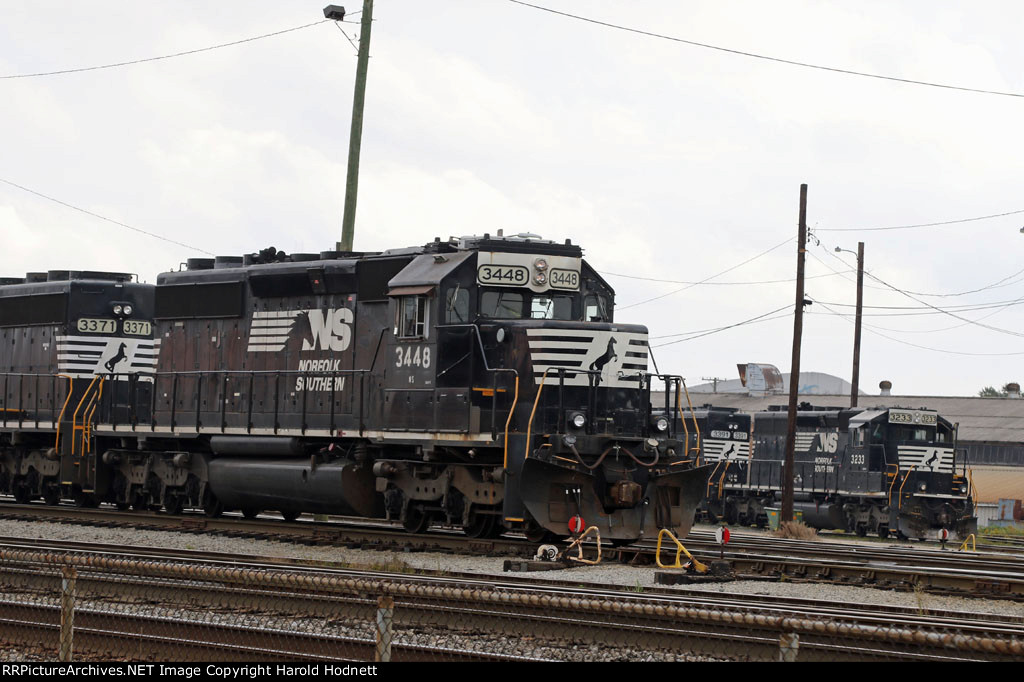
[339,0,374,252]
[782,184,808,524]
[850,241,864,408]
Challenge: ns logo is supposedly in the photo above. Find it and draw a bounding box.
[246,308,353,354]
[301,308,353,352]
[815,432,839,454]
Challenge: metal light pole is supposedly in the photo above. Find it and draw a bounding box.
[324,1,374,253]
[835,243,864,408]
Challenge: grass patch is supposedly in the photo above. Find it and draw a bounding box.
[979,524,1024,538]
[772,521,818,540]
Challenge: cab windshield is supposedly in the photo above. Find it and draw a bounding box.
[479,290,575,320]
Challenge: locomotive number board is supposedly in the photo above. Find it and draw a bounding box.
[888,409,937,425]
[76,318,117,334]
[477,264,529,286]
[123,320,152,336]
[476,251,583,293]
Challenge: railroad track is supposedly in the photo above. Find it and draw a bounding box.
[2,501,1024,601]
[0,539,1022,662]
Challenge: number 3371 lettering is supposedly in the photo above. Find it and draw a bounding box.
[396,346,431,368]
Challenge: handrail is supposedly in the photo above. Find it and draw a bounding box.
[81,379,104,454]
[896,465,916,511]
[524,367,555,461]
[70,376,102,456]
[674,383,691,460]
[886,463,900,506]
[680,378,701,459]
[717,460,732,499]
[53,374,74,451]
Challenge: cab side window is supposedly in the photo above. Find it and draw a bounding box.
[444,286,469,324]
[397,295,428,338]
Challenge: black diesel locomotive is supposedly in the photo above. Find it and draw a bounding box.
[689,404,977,540]
[0,234,712,543]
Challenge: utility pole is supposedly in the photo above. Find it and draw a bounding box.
[326,0,374,252]
[782,184,808,524]
[702,377,726,393]
[850,241,864,407]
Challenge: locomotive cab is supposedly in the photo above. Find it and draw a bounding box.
[375,233,713,541]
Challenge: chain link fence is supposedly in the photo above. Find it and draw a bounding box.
[0,548,1021,663]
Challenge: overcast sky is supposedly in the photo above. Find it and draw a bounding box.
[2,0,1023,397]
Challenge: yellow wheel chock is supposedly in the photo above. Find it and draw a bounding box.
[656,528,708,573]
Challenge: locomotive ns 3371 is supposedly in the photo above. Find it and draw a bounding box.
[0,234,713,543]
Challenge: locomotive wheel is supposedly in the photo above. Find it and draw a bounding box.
[462,512,496,539]
[855,524,867,537]
[402,506,431,534]
[164,496,184,515]
[115,502,131,511]
[203,495,224,519]
[13,484,32,505]
[42,486,60,506]
[241,508,261,520]
[131,493,149,512]
[877,524,889,539]
[280,509,300,522]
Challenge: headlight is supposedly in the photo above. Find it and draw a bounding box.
[654,416,669,432]
[918,482,927,492]
[534,258,548,271]
[122,304,133,316]
[570,413,586,429]
[960,484,967,493]
[534,272,547,285]
[112,304,123,315]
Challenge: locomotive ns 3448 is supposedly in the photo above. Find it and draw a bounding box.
[0,234,713,543]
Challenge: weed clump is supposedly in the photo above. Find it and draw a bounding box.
[772,521,817,540]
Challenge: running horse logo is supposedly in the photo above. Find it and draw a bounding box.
[588,337,617,386]
[104,342,128,373]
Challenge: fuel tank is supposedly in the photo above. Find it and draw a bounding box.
[207,457,383,517]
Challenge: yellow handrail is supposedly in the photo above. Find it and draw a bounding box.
[896,465,916,511]
[71,374,102,454]
[524,368,555,462]
[717,460,732,499]
[675,383,691,460]
[886,464,900,506]
[53,374,74,451]
[82,379,104,453]
[681,379,701,464]
[70,375,102,456]
[502,374,520,471]
[655,528,708,573]
[958,533,976,552]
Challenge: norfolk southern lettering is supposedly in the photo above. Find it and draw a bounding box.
[295,358,347,392]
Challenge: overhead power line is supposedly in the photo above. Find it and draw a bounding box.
[816,207,1024,232]
[810,298,1024,357]
[0,19,330,80]
[602,270,846,286]
[506,0,1024,99]
[617,236,793,310]
[0,177,214,255]
[651,304,792,347]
